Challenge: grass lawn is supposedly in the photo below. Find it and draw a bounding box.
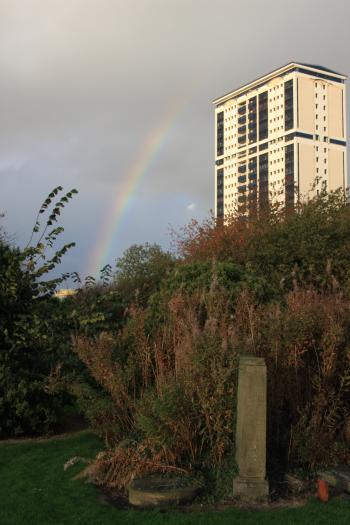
[0,431,349,525]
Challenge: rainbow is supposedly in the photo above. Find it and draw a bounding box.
[86,96,186,278]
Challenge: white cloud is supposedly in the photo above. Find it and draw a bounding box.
[187,203,195,211]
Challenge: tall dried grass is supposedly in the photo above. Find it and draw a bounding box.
[64,281,350,491]
[69,284,238,490]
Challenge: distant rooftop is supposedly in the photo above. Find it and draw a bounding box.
[213,62,347,105]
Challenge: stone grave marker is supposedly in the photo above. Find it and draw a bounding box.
[233,355,269,501]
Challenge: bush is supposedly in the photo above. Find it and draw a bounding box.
[0,187,78,437]
[0,241,62,436]
[57,191,350,495]
[174,189,350,295]
[58,285,238,493]
[230,287,350,472]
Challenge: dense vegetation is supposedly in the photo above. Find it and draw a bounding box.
[0,187,78,436]
[2,188,350,499]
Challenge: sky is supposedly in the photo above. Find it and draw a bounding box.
[1,0,350,281]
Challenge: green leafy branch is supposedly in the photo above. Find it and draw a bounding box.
[22,186,79,296]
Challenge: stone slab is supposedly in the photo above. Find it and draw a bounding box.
[128,476,199,508]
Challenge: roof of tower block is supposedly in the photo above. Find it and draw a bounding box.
[213,62,347,106]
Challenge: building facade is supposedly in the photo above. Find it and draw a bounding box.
[214,63,347,219]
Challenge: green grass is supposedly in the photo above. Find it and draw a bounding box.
[0,432,349,525]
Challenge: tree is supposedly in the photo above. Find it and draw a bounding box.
[114,243,175,306]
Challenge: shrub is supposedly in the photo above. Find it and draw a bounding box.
[61,285,239,493]
[174,189,350,296]
[59,191,350,495]
[0,187,77,437]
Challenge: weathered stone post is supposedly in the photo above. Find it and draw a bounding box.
[233,355,269,500]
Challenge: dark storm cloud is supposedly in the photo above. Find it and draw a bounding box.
[1,0,350,276]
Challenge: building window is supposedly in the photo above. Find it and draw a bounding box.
[285,144,294,209]
[259,92,268,141]
[217,168,224,219]
[284,80,293,131]
[216,112,224,156]
[259,153,269,212]
[248,96,257,145]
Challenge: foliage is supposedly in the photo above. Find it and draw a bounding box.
[23,186,78,297]
[54,286,238,493]
[54,190,350,498]
[233,287,350,471]
[114,243,175,306]
[5,186,349,497]
[158,259,274,304]
[63,284,126,336]
[0,187,78,437]
[174,189,350,296]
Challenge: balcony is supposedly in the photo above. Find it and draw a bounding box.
[238,105,246,115]
[238,185,246,193]
[238,164,246,173]
[238,175,246,183]
[238,125,246,134]
[238,135,246,144]
[248,172,257,180]
[238,115,246,125]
